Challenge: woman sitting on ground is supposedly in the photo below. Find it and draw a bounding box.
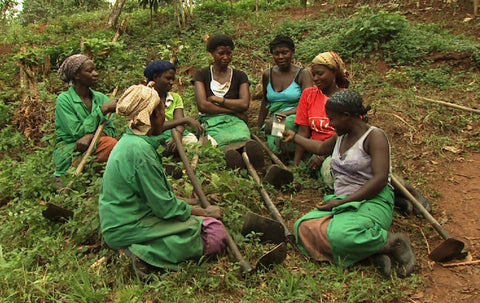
[99,83,227,278]
[257,35,313,156]
[53,54,117,181]
[283,90,415,278]
[294,51,349,178]
[193,34,263,170]
[144,60,204,155]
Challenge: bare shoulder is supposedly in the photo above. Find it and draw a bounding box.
[365,127,389,151]
[297,66,313,87]
[262,68,270,79]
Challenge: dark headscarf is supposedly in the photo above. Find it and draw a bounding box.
[58,54,91,83]
[143,60,176,83]
[326,90,371,119]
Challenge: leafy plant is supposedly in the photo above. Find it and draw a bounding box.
[0,99,13,127]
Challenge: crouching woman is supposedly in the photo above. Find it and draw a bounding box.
[99,83,227,277]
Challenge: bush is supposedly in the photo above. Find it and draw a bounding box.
[341,8,409,56]
[0,100,13,127]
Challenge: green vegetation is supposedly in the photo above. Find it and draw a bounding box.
[1,0,479,301]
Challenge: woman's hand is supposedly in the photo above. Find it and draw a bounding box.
[192,205,222,219]
[204,205,222,219]
[264,118,273,133]
[182,197,200,205]
[187,118,205,135]
[101,99,118,115]
[308,155,325,171]
[166,139,177,154]
[74,133,95,152]
[207,95,223,105]
[282,130,296,142]
[316,198,344,211]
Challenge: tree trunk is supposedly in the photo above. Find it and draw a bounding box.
[174,0,194,29]
[107,0,127,29]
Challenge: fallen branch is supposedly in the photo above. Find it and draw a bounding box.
[390,113,417,132]
[441,260,480,267]
[111,17,127,43]
[427,51,472,62]
[90,256,108,269]
[77,243,101,252]
[415,95,480,114]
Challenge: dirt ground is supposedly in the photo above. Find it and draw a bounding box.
[418,152,480,302]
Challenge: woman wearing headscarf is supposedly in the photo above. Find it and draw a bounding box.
[99,83,227,279]
[294,51,350,185]
[54,54,117,180]
[284,90,415,278]
[143,60,203,155]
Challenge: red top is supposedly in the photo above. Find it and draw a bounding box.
[295,86,335,141]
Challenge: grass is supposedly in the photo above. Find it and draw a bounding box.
[1,0,480,302]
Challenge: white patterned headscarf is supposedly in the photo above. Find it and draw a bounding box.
[116,82,160,135]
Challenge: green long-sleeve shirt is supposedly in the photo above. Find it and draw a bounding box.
[99,129,203,270]
[54,86,115,176]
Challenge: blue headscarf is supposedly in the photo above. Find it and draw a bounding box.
[143,60,176,82]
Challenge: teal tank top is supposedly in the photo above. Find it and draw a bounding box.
[266,67,303,112]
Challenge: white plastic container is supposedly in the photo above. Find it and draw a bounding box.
[271,113,286,137]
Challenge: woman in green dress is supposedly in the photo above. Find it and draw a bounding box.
[99,83,227,279]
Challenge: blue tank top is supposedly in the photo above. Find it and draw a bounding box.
[266,67,303,108]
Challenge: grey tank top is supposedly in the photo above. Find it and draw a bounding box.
[331,126,390,196]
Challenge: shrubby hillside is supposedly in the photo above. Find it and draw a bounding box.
[0,0,479,301]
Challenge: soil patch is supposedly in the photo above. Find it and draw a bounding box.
[420,152,480,302]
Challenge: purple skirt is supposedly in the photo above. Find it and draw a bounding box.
[201,217,228,256]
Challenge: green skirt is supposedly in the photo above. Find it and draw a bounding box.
[199,114,251,148]
[294,185,394,266]
[104,216,204,270]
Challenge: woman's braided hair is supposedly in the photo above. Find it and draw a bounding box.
[326,90,371,122]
